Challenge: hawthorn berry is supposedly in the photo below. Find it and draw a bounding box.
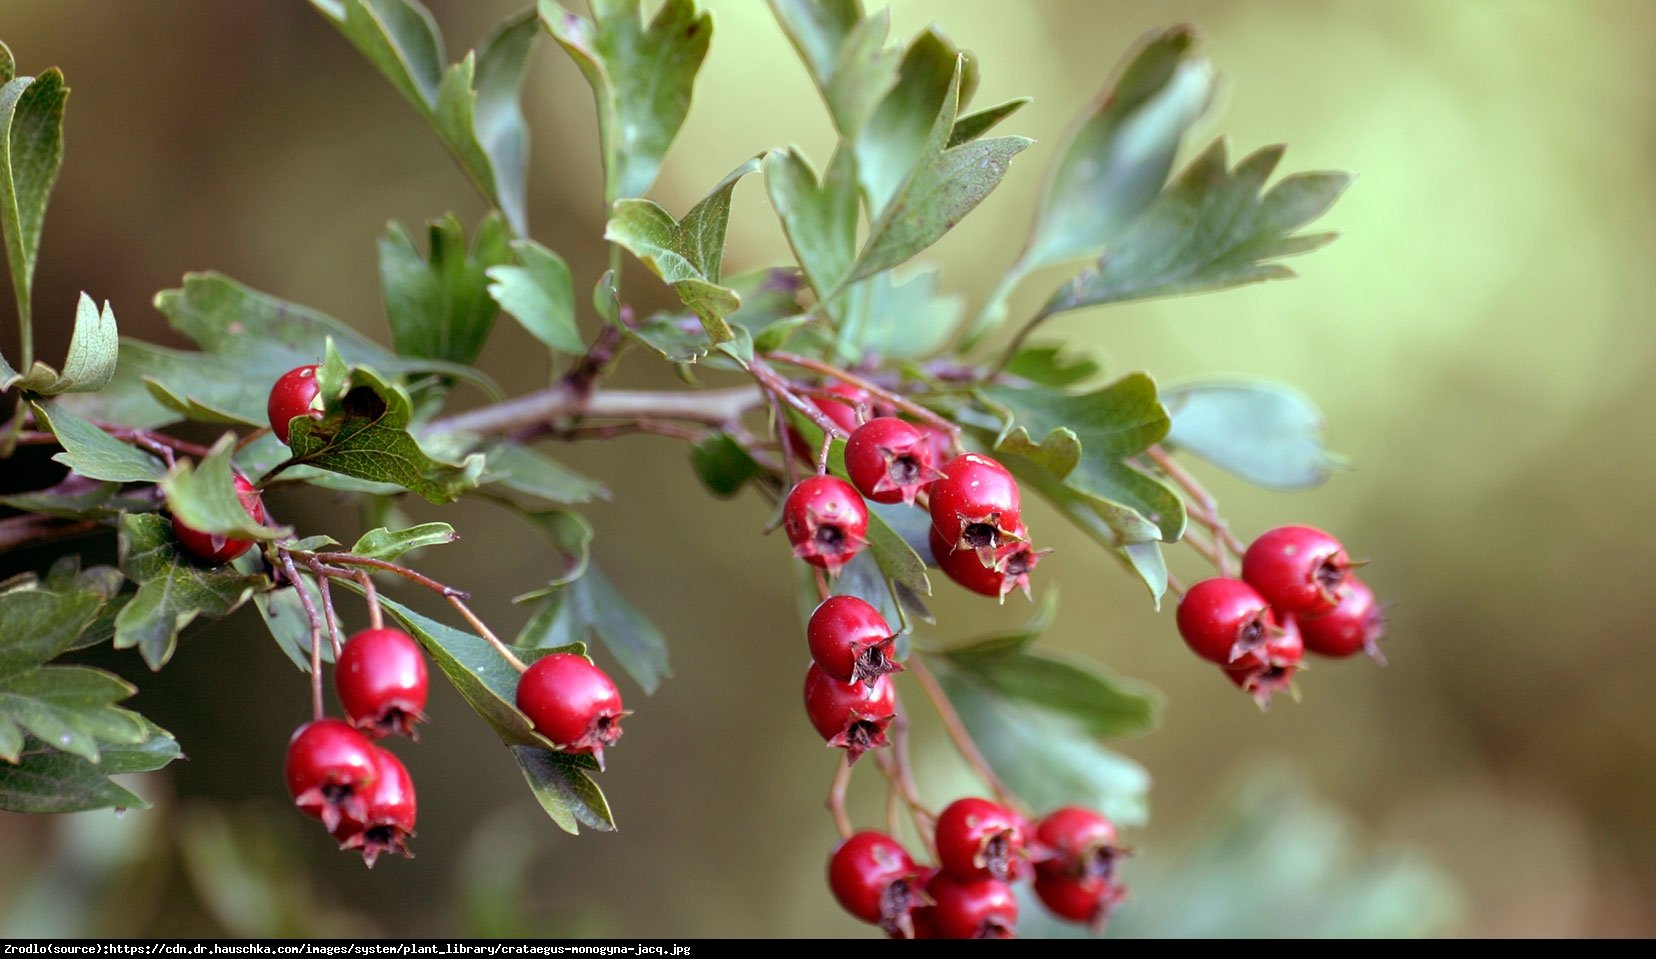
[782,476,869,574]
[1224,614,1306,709]
[1300,577,1387,662]
[332,744,417,867]
[267,364,324,446]
[1034,873,1125,926]
[803,664,895,764]
[935,797,1027,883]
[929,453,1022,566]
[1034,806,1126,885]
[171,471,265,565]
[844,417,942,505]
[921,872,1018,939]
[1176,577,1279,664]
[284,718,378,831]
[336,627,429,739]
[515,653,627,768]
[1242,525,1352,617]
[930,522,1043,602]
[807,595,902,686]
[785,383,874,461]
[827,831,929,937]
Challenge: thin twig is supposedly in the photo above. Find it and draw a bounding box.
[355,569,383,630]
[875,699,936,856]
[0,515,101,552]
[766,350,961,436]
[310,559,346,657]
[908,656,1020,812]
[279,551,326,721]
[751,359,849,439]
[447,594,527,674]
[1149,445,1245,566]
[828,754,855,840]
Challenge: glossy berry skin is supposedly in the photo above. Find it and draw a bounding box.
[935,797,1027,883]
[1300,577,1386,662]
[332,744,416,868]
[336,628,429,739]
[267,364,324,445]
[931,522,1043,602]
[1242,525,1352,617]
[807,595,901,686]
[1224,615,1305,710]
[929,454,1022,565]
[923,873,1017,939]
[827,831,928,936]
[783,476,869,575]
[171,472,265,565]
[1034,873,1125,926]
[515,653,626,769]
[284,719,378,831]
[1176,577,1279,664]
[803,664,894,764]
[845,417,942,505]
[1034,807,1125,884]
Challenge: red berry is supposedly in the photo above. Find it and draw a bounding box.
[928,454,1022,566]
[915,422,955,470]
[284,718,378,831]
[332,744,416,867]
[807,595,902,686]
[1224,614,1305,709]
[515,653,627,769]
[785,383,873,461]
[922,872,1017,939]
[1034,873,1125,926]
[336,627,429,739]
[783,476,869,574]
[268,364,324,446]
[930,522,1044,602]
[803,663,894,764]
[827,831,928,937]
[1175,577,1280,664]
[935,797,1026,883]
[1241,525,1352,616]
[845,417,942,505]
[1300,577,1386,662]
[171,472,265,565]
[1034,806,1126,885]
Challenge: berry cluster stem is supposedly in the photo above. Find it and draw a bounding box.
[766,351,962,439]
[1149,445,1245,575]
[908,656,1019,812]
[828,754,855,840]
[278,550,327,722]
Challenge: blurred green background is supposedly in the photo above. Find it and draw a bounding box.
[2,0,1653,938]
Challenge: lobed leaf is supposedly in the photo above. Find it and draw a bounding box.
[114,514,266,670]
[514,563,669,694]
[0,58,66,346]
[1163,378,1343,490]
[32,401,165,483]
[0,723,180,814]
[380,213,514,366]
[485,238,582,355]
[160,434,287,540]
[5,294,120,395]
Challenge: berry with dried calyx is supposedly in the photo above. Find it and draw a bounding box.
[268,364,324,446]
[921,872,1018,939]
[845,417,942,505]
[336,627,429,739]
[1242,525,1352,617]
[807,595,902,686]
[783,476,869,574]
[935,797,1027,883]
[827,831,930,937]
[930,522,1044,602]
[1176,577,1280,664]
[803,664,895,764]
[1224,614,1306,709]
[928,453,1022,566]
[1300,577,1386,662]
[515,653,627,768]
[284,718,378,831]
[331,744,416,867]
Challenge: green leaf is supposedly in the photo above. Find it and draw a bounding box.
[485,238,582,354]
[512,745,616,835]
[605,156,761,344]
[769,0,899,138]
[929,587,1058,658]
[5,293,120,395]
[979,375,1185,542]
[765,147,858,302]
[252,577,336,674]
[1002,343,1102,389]
[1102,768,1462,938]
[350,522,457,561]
[114,514,266,670]
[515,563,669,694]
[0,588,111,762]
[863,504,933,627]
[1120,540,1168,608]
[0,60,66,353]
[941,671,1150,828]
[689,431,765,499]
[372,595,578,754]
[0,476,133,520]
[936,648,1161,741]
[853,29,959,217]
[627,310,713,364]
[514,508,593,589]
[0,724,180,814]
[851,266,964,361]
[948,97,1030,148]
[726,268,810,345]
[476,438,607,504]
[1038,141,1351,320]
[541,0,712,203]
[1163,378,1343,490]
[32,401,165,483]
[283,365,484,504]
[160,435,286,541]
[311,2,536,230]
[1027,27,1214,272]
[379,213,513,366]
[850,134,1032,284]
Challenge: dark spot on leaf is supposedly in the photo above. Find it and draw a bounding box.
[341,385,387,420]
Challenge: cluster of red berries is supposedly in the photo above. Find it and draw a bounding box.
[283,626,429,866]
[782,386,1043,601]
[1176,525,1386,707]
[829,799,1126,938]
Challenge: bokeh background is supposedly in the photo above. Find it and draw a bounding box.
[2,0,1653,938]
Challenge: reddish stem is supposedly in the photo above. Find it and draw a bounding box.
[279,551,326,721]
[765,350,961,437]
[907,656,1020,813]
[828,754,855,840]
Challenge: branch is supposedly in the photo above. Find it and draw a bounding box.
[0,515,102,552]
[423,385,763,439]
